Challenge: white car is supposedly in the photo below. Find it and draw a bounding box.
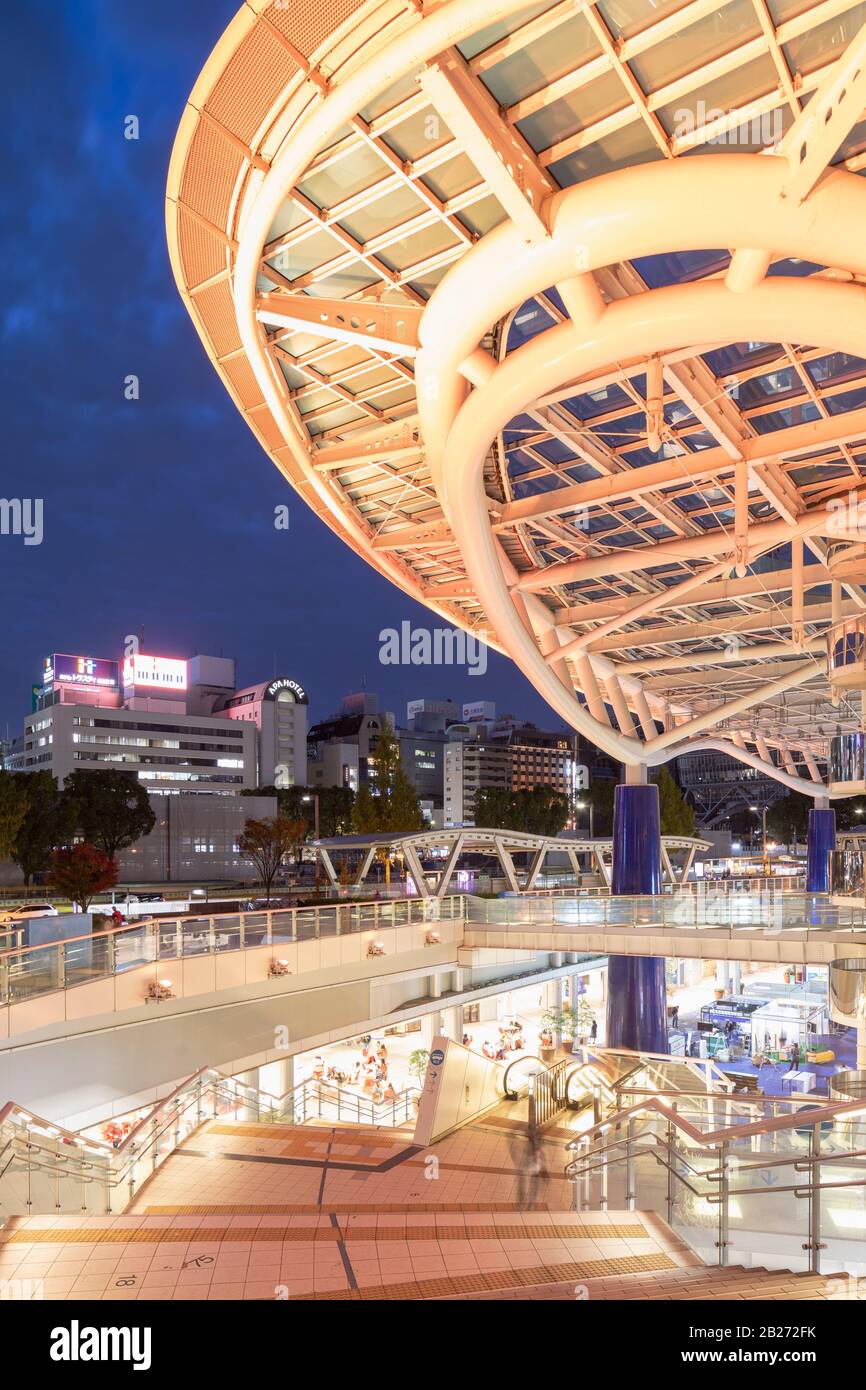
[0,903,59,926]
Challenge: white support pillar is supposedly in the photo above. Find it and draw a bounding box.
[355,846,376,886]
[403,841,431,898]
[436,833,464,898]
[525,846,547,892]
[319,849,339,888]
[494,837,521,893]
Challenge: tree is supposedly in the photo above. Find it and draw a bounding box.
[351,784,380,833]
[652,766,695,836]
[51,843,117,912]
[472,786,570,836]
[0,772,28,860]
[238,816,306,900]
[243,784,355,836]
[62,770,156,860]
[767,791,810,847]
[11,772,77,885]
[353,724,424,833]
[586,779,615,837]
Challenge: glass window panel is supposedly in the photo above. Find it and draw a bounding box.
[455,192,507,238]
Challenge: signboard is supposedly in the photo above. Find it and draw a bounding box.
[122,654,187,691]
[43,654,119,692]
[264,676,308,703]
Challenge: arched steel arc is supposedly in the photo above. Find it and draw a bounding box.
[435,275,866,765]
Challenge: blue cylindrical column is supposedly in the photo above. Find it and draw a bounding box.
[606,782,668,1053]
[806,807,836,893]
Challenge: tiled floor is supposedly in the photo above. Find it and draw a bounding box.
[0,1110,859,1300]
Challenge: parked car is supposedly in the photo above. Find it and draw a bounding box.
[0,902,59,925]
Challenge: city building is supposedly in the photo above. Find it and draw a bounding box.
[117,792,277,883]
[4,646,308,795]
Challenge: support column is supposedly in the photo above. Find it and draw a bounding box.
[606,780,668,1053]
[806,802,836,893]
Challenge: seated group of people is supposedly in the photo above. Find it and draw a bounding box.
[470,1019,526,1062]
[310,1036,401,1104]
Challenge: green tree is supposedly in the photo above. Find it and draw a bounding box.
[51,843,118,912]
[238,815,306,900]
[243,784,355,837]
[766,791,810,846]
[472,787,514,830]
[0,772,28,859]
[351,784,380,833]
[652,766,695,836]
[11,772,77,885]
[355,724,424,833]
[586,779,616,837]
[472,785,570,835]
[62,770,156,861]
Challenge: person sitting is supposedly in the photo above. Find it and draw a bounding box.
[383,1081,398,1102]
[482,1039,497,1060]
[462,1032,473,1047]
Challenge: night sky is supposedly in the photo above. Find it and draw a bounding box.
[0,0,560,742]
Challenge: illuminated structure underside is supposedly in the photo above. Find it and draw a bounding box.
[168,0,866,796]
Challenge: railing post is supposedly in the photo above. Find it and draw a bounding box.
[208,917,216,954]
[626,1118,635,1212]
[151,1116,159,1173]
[717,1142,730,1267]
[807,1123,823,1276]
[239,914,246,951]
[57,943,66,991]
[666,1119,675,1226]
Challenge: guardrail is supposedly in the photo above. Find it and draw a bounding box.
[0,894,460,1008]
[467,890,866,937]
[0,1066,420,1217]
[566,1078,866,1275]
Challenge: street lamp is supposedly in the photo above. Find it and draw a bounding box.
[302,794,320,890]
[575,799,594,839]
[749,804,768,876]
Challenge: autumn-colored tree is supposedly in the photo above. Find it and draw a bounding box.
[238,816,307,900]
[51,843,117,912]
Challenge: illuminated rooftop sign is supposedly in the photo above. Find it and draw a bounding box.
[44,654,119,691]
[122,654,188,691]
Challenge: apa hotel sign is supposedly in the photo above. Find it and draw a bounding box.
[265,676,308,703]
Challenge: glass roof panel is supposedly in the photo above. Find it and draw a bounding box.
[381,106,454,163]
[633,248,729,288]
[421,152,483,202]
[457,0,560,60]
[268,229,347,280]
[629,0,760,92]
[563,383,634,418]
[824,385,866,415]
[455,193,507,238]
[703,342,781,375]
[297,143,388,209]
[517,71,629,154]
[750,401,822,434]
[338,184,428,243]
[549,119,661,185]
[782,3,866,78]
[480,12,600,107]
[598,0,703,43]
[375,223,460,274]
[807,352,866,387]
[655,53,780,140]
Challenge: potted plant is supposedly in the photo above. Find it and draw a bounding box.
[538,1027,555,1062]
[408,1048,430,1085]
